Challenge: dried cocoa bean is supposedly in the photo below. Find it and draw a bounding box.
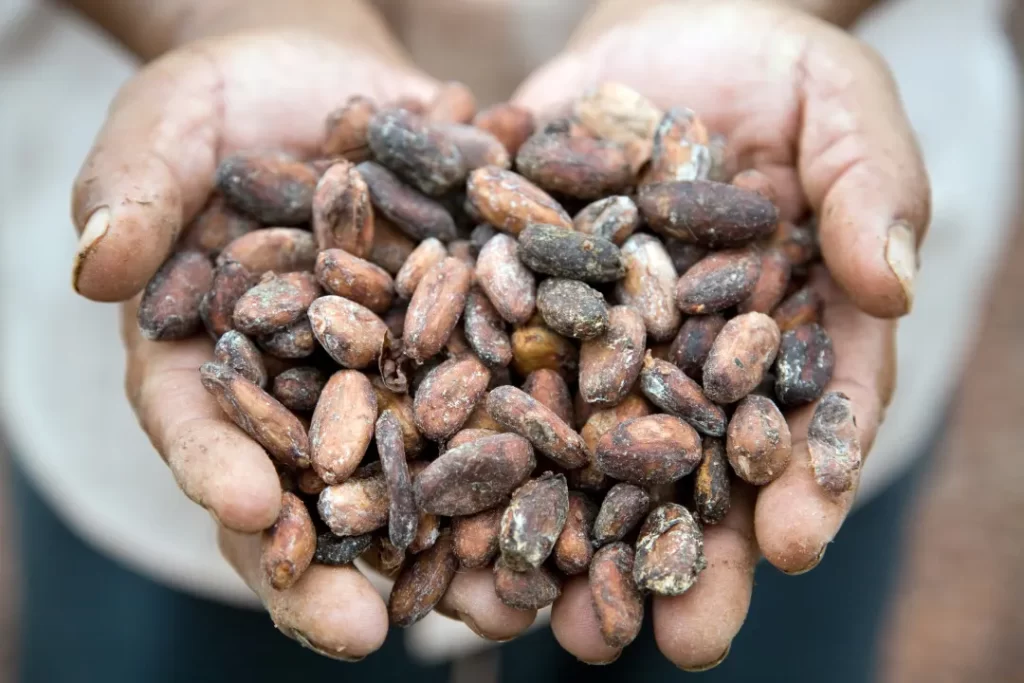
[536,278,609,340]
[573,195,640,245]
[639,353,726,437]
[232,272,320,336]
[517,132,633,199]
[595,414,701,486]
[667,314,726,384]
[554,492,597,575]
[703,312,781,404]
[578,306,646,407]
[593,483,650,547]
[322,95,377,161]
[199,362,310,468]
[574,395,652,491]
[451,508,502,570]
[312,160,375,257]
[726,395,792,485]
[499,473,569,571]
[446,428,499,452]
[771,221,818,268]
[664,238,707,275]
[369,214,418,275]
[435,123,510,170]
[408,513,442,554]
[694,437,731,524]
[297,467,328,496]
[637,180,777,247]
[425,81,476,124]
[772,286,822,332]
[472,103,535,156]
[388,531,458,628]
[486,386,589,469]
[376,410,418,550]
[463,288,513,367]
[476,233,537,324]
[201,259,258,338]
[218,228,317,275]
[309,370,377,484]
[414,354,491,441]
[371,377,424,457]
[774,323,835,406]
[633,503,706,595]
[367,108,466,196]
[394,238,447,300]
[308,295,388,369]
[180,195,258,256]
[261,491,316,590]
[317,469,389,536]
[138,251,214,340]
[214,330,267,387]
[643,107,712,184]
[357,161,458,242]
[403,257,473,363]
[590,543,643,649]
[616,234,681,341]
[808,391,862,494]
[314,531,373,566]
[370,536,406,579]
[466,166,572,236]
[730,168,778,206]
[522,369,574,426]
[259,319,316,359]
[675,247,761,314]
[510,317,578,378]
[518,224,625,283]
[216,153,317,225]
[314,248,394,314]
[414,433,535,516]
[494,560,562,610]
[738,247,791,314]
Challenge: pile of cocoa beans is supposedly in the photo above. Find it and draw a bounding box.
[139,81,861,650]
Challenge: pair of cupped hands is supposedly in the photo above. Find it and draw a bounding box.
[69,0,929,669]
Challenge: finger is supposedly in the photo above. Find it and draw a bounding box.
[219,527,388,660]
[550,576,621,665]
[653,483,758,671]
[755,273,896,573]
[796,20,930,318]
[72,48,223,302]
[436,568,537,641]
[122,299,281,532]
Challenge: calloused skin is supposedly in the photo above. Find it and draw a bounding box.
[73,0,928,669]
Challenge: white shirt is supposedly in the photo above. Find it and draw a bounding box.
[0,0,1019,663]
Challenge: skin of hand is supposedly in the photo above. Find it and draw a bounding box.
[512,0,929,669]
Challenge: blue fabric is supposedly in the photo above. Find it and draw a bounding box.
[9,447,930,683]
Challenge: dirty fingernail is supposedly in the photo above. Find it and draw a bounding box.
[72,207,110,290]
[885,221,916,312]
[783,544,827,576]
[680,643,731,672]
[291,629,364,662]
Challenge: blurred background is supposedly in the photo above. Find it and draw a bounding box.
[1,0,1023,681]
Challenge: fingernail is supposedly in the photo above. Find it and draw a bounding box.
[581,651,621,666]
[885,221,916,312]
[72,207,110,292]
[680,644,731,672]
[783,544,828,576]
[290,629,364,662]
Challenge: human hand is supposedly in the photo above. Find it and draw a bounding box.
[513,0,928,668]
[76,27,537,659]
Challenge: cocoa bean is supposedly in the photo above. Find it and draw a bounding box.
[138,251,213,340]
[554,492,598,575]
[633,503,706,596]
[317,469,389,536]
[573,196,640,245]
[522,369,574,426]
[394,238,447,300]
[486,386,589,469]
[258,318,316,359]
[694,436,731,524]
[808,391,862,494]
[466,166,572,235]
[616,234,681,341]
[663,238,707,275]
[476,233,537,324]
[376,410,418,550]
[590,543,643,649]
[309,370,377,484]
[371,377,424,457]
[510,317,578,378]
[473,103,535,156]
[730,168,778,206]
[771,221,818,268]
[322,95,377,161]
[738,247,791,314]
[201,259,258,338]
[312,160,375,257]
[578,306,646,407]
[232,272,320,336]
[726,394,792,485]
[199,362,310,469]
[414,433,535,516]
[517,132,633,199]
[214,330,267,387]
[435,123,510,170]
[216,153,317,225]
[675,247,762,314]
[667,314,727,385]
[772,286,822,332]
[518,224,625,283]
[297,467,328,496]
[369,214,419,275]
[595,414,701,486]
[774,323,835,406]
[356,161,458,241]
[314,248,394,314]
[499,472,569,571]
[408,513,442,554]
[218,228,317,275]
[574,395,652,491]
[414,354,491,441]
[494,560,562,610]
[643,107,712,184]
[308,295,388,369]
[261,492,316,590]
[703,312,781,404]
[637,180,777,247]
[314,531,373,566]
[425,81,476,124]
[446,428,500,452]
[639,353,726,437]
[403,257,473,363]
[464,288,513,367]
[592,483,650,547]
[180,195,258,256]
[388,531,458,628]
[536,278,609,340]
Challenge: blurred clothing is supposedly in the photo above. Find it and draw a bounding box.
[10,436,931,682]
[0,0,1020,665]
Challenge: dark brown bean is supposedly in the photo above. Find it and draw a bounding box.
[639,353,726,437]
[774,323,835,406]
[314,531,373,566]
[486,386,589,469]
[214,330,267,387]
[201,259,258,338]
[772,286,822,332]
[494,560,562,610]
[675,247,761,314]
[138,251,214,340]
[518,224,625,283]
[357,161,458,242]
[261,492,316,590]
[394,238,447,300]
[218,228,317,275]
[216,153,317,225]
[536,278,609,340]
[574,395,652,491]
[322,95,377,161]
[464,288,513,367]
[808,391,862,494]
[499,473,569,571]
[258,318,316,359]
[367,108,466,196]
[453,508,502,569]
[522,369,574,426]
[377,411,418,550]
[595,415,702,486]
[667,315,727,384]
[388,531,458,627]
[573,195,640,245]
[738,247,791,314]
[694,437,731,524]
[435,123,510,170]
[637,180,778,247]
[593,483,650,547]
[180,195,258,256]
[554,492,597,575]
[510,317,578,378]
[272,367,326,412]
[516,133,633,199]
[403,257,473,363]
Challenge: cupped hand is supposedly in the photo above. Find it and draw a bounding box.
[514,0,928,669]
[78,32,536,659]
